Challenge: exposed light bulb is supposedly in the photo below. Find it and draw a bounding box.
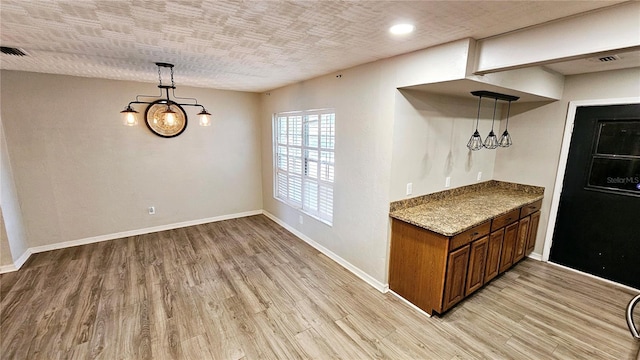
[121,107,138,126]
[199,114,211,126]
[483,130,499,149]
[164,112,176,126]
[467,130,483,151]
[197,108,212,127]
[125,113,136,126]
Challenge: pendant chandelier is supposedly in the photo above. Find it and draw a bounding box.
[120,62,211,138]
[467,90,519,151]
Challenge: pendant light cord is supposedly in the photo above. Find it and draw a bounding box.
[491,98,497,131]
[505,101,511,129]
[475,95,482,130]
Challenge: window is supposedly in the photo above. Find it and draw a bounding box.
[274,109,335,224]
[586,119,640,196]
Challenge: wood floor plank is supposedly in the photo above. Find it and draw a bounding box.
[1,215,637,359]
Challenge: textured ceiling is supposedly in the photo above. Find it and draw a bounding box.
[0,0,630,92]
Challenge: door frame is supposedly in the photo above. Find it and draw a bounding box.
[542,97,640,262]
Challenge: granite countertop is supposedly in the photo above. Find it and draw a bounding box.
[389,180,544,236]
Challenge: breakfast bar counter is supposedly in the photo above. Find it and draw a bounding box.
[388,180,544,316]
[389,180,544,236]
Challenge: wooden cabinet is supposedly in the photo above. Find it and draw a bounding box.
[491,209,520,231]
[443,245,470,311]
[389,198,543,315]
[499,221,519,273]
[514,216,530,263]
[465,236,488,296]
[485,230,504,282]
[526,211,541,255]
[388,219,449,314]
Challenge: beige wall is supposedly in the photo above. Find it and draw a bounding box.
[2,57,636,286]
[493,67,640,255]
[390,90,502,200]
[1,70,263,250]
[261,60,397,284]
[260,42,504,285]
[1,83,29,266]
[0,209,12,267]
[261,36,639,285]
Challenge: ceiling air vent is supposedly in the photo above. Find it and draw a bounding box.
[1,46,28,56]
[597,55,620,62]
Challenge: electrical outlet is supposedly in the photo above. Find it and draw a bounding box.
[148,206,155,215]
[406,182,413,196]
[477,172,482,181]
[445,177,451,188]
[299,215,303,224]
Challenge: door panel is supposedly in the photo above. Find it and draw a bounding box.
[499,222,518,273]
[485,229,504,282]
[514,216,530,263]
[526,211,541,255]
[466,236,489,295]
[550,104,640,289]
[443,245,470,311]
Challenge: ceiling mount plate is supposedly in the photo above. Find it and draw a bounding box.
[471,90,520,102]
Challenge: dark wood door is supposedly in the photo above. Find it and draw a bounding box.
[485,229,504,282]
[466,236,488,295]
[526,211,541,255]
[443,245,470,311]
[550,104,640,289]
[499,222,518,273]
[513,216,530,263]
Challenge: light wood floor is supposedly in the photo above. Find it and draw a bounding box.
[1,215,638,359]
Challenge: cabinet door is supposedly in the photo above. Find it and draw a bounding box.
[526,211,541,255]
[443,245,470,311]
[513,216,531,263]
[485,229,504,282]
[466,236,489,296]
[499,222,518,273]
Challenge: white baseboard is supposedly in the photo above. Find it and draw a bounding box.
[388,290,432,317]
[548,261,640,293]
[262,210,389,293]
[0,249,31,274]
[0,210,262,274]
[527,252,543,261]
[0,263,17,274]
[13,248,32,269]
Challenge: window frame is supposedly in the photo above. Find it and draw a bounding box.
[273,108,335,225]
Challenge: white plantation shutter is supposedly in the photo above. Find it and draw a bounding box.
[274,109,335,225]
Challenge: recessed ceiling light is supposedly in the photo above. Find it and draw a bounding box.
[389,24,415,35]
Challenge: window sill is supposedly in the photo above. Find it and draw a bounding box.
[273,197,333,227]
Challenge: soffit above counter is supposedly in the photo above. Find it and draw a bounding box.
[398,65,564,103]
[399,78,556,103]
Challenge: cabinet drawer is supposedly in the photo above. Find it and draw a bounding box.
[451,221,490,250]
[491,209,520,231]
[520,199,542,218]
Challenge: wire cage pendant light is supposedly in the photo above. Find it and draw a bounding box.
[468,91,519,151]
[120,62,212,137]
[483,98,499,149]
[467,95,484,151]
[498,100,513,147]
